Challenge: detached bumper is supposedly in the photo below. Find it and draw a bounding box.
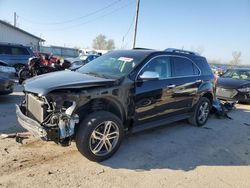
[16,105,47,139]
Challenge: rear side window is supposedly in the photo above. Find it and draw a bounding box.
[0,46,30,55]
[0,45,11,54]
[193,57,213,76]
[11,47,30,55]
[172,57,199,77]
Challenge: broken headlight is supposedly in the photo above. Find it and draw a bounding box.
[238,87,250,93]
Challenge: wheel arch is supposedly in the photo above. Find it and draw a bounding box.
[76,97,126,126]
[202,92,213,105]
[197,81,214,105]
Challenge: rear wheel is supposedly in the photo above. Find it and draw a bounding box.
[188,97,211,127]
[76,111,124,162]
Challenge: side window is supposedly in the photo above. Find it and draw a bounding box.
[194,57,213,76]
[11,47,30,55]
[193,64,200,75]
[140,56,171,79]
[0,46,11,55]
[172,57,199,77]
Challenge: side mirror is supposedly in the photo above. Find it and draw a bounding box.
[139,71,160,80]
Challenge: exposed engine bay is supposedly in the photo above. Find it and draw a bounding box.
[21,93,79,145]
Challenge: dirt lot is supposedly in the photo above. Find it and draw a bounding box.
[0,86,250,188]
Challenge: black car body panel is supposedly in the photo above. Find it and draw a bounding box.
[16,49,215,144]
[218,77,249,89]
[24,70,116,96]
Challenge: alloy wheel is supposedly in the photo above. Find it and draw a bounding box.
[89,121,119,156]
[198,102,209,124]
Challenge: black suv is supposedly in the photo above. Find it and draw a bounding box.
[16,48,215,161]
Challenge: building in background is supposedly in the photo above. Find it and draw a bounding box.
[40,45,79,58]
[0,20,44,50]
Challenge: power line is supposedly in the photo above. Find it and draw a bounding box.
[121,14,135,48]
[123,14,135,40]
[19,0,122,25]
[45,1,135,31]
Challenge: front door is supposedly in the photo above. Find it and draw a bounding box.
[135,56,177,125]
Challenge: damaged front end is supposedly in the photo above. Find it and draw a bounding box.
[16,92,79,145]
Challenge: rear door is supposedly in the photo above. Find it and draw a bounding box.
[170,56,202,113]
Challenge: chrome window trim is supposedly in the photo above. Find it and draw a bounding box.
[136,55,201,81]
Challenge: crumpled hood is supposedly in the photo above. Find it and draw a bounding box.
[24,70,116,96]
[217,77,250,89]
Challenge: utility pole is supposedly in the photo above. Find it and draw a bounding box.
[14,12,17,27]
[132,0,140,48]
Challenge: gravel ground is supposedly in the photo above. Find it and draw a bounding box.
[0,85,250,188]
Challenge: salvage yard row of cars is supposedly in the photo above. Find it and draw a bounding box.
[1,42,250,162]
[0,42,100,94]
[217,68,250,104]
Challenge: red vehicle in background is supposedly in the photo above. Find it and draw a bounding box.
[33,51,59,66]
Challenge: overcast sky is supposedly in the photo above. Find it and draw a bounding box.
[0,0,249,64]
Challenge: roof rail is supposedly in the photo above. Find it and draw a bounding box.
[133,47,153,50]
[165,48,200,56]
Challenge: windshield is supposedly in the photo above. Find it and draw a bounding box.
[79,55,88,61]
[77,51,145,79]
[222,69,250,80]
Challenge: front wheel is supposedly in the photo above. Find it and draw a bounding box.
[76,111,124,162]
[188,97,211,127]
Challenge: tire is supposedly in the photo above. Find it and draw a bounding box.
[18,68,30,84]
[75,111,124,162]
[188,97,211,127]
[14,64,25,73]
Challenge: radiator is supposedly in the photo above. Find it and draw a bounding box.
[26,93,45,123]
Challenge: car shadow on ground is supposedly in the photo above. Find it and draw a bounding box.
[102,108,250,171]
[0,86,25,134]
[1,86,250,171]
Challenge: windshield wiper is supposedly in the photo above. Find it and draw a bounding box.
[84,72,110,79]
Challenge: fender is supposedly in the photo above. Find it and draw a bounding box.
[197,80,214,104]
[198,81,214,95]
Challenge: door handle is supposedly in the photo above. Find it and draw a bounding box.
[167,84,176,88]
[195,79,202,83]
